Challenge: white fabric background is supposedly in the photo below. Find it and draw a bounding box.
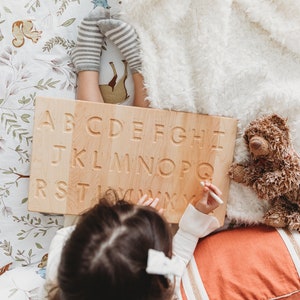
[122,0,300,224]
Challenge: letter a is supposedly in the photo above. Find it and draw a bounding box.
[39,110,55,130]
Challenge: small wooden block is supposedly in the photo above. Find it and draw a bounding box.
[28,96,237,224]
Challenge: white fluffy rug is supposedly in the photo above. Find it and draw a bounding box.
[122,0,300,224]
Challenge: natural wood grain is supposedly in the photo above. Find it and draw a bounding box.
[28,96,237,224]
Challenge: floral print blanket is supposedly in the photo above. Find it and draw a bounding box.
[0,0,129,298]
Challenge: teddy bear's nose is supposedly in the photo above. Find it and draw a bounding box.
[249,136,269,156]
[250,140,262,150]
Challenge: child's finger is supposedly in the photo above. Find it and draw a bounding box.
[201,189,209,202]
[158,208,165,215]
[143,198,155,206]
[137,194,148,205]
[202,181,222,196]
[208,183,222,196]
[137,195,162,212]
[150,197,160,208]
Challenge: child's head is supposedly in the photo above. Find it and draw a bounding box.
[57,190,173,300]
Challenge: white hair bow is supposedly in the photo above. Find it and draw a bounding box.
[146,249,185,277]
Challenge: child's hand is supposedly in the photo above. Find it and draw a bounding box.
[194,182,222,214]
[137,194,164,215]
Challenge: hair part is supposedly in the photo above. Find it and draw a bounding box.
[56,191,174,300]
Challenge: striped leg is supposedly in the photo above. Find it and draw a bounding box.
[97,19,141,73]
[71,7,110,72]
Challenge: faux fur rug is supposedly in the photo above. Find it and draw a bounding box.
[121,0,300,225]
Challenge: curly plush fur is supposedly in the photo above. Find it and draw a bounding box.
[229,114,300,231]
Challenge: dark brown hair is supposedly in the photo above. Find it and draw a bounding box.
[56,190,173,300]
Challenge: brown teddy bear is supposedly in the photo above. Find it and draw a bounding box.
[229,114,300,231]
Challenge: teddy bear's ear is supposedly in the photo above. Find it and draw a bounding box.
[267,114,289,133]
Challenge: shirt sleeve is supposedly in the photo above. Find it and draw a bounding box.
[173,204,220,265]
[43,225,75,296]
[172,204,220,299]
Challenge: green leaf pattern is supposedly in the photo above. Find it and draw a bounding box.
[0,4,126,296]
[0,0,96,275]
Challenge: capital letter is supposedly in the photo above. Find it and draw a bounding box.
[55,181,67,200]
[72,148,86,167]
[132,121,143,140]
[154,124,164,142]
[51,145,66,165]
[35,179,47,198]
[212,131,225,150]
[64,113,74,133]
[172,127,186,144]
[39,110,54,130]
[109,119,122,137]
[77,183,89,202]
[87,116,102,135]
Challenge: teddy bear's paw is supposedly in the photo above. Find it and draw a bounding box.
[287,213,300,232]
[288,222,300,232]
[264,213,287,228]
[228,164,236,178]
[228,164,246,183]
[253,181,279,201]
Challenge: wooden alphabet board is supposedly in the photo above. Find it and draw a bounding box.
[28,96,237,224]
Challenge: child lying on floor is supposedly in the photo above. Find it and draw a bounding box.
[44,182,222,300]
